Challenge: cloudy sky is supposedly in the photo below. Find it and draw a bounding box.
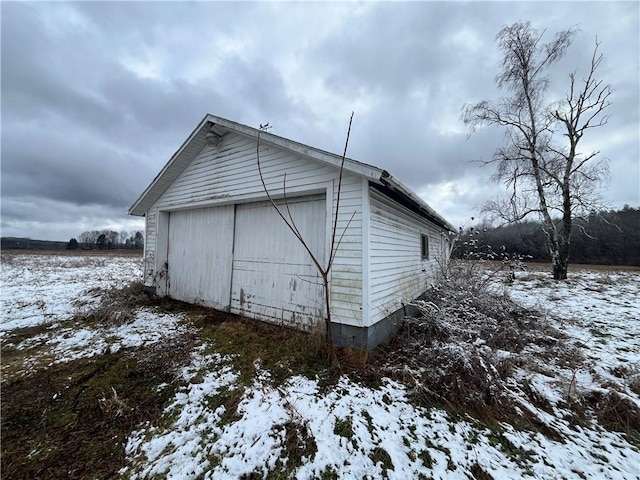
[2,1,638,241]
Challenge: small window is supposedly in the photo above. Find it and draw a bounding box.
[421,234,429,260]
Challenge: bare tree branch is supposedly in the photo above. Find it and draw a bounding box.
[464,22,611,280]
[329,112,354,270]
[256,116,358,364]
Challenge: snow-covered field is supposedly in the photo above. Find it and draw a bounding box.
[1,254,190,378]
[1,253,639,479]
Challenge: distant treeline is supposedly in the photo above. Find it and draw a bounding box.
[71,230,144,250]
[1,230,144,251]
[453,205,640,266]
[1,237,68,251]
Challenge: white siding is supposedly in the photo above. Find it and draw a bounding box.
[155,133,355,209]
[143,209,156,287]
[145,132,363,326]
[325,175,364,327]
[368,188,444,324]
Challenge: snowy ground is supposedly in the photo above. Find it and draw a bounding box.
[1,253,639,479]
[509,266,639,407]
[1,254,141,333]
[1,253,190,379]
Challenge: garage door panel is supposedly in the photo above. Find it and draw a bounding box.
[168,206,234,309]
[231,261,324,326]
[231,195,326,330]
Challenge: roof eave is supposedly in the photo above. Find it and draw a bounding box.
[128,115,213,216]
[128,114,386,216]
[205,114,384,183]
[380,172,456,232]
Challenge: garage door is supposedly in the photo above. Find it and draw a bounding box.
[167,205,234,309]
[231,195,326,330]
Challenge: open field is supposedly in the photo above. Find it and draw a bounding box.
[481,259,640,273]
[1,252,639,479]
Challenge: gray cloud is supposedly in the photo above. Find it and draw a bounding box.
[1,1,637,240]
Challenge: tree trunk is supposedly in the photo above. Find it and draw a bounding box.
[552,253,568,280]
[323,274,338,365]
[553,171,573,281]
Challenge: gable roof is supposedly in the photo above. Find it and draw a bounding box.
[128,114,455,232]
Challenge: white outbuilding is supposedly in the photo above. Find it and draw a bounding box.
[129,114,455,349]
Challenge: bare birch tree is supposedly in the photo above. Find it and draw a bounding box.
[463,22,611,280]
[256,114,356,363]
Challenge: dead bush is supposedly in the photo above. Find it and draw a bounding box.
[418,344,506,410]
[73,281,150,327]
[370,274,575,428]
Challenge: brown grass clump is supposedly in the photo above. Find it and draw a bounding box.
[588,391,640,443]
[72,281,151,327]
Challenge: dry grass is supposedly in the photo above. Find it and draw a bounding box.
[589,391,640,443]
[71,281,150,327]
[193,313,335,388]
[1,335,195,480]
[514,261,640,273]
[1,279,335,479]
[1,252,141,271]
[367,277,581,433]
[366,263,640,446]
[1,282,151,381]
[1,325,59,381]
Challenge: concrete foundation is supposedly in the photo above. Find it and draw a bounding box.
[331,301,422,351]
